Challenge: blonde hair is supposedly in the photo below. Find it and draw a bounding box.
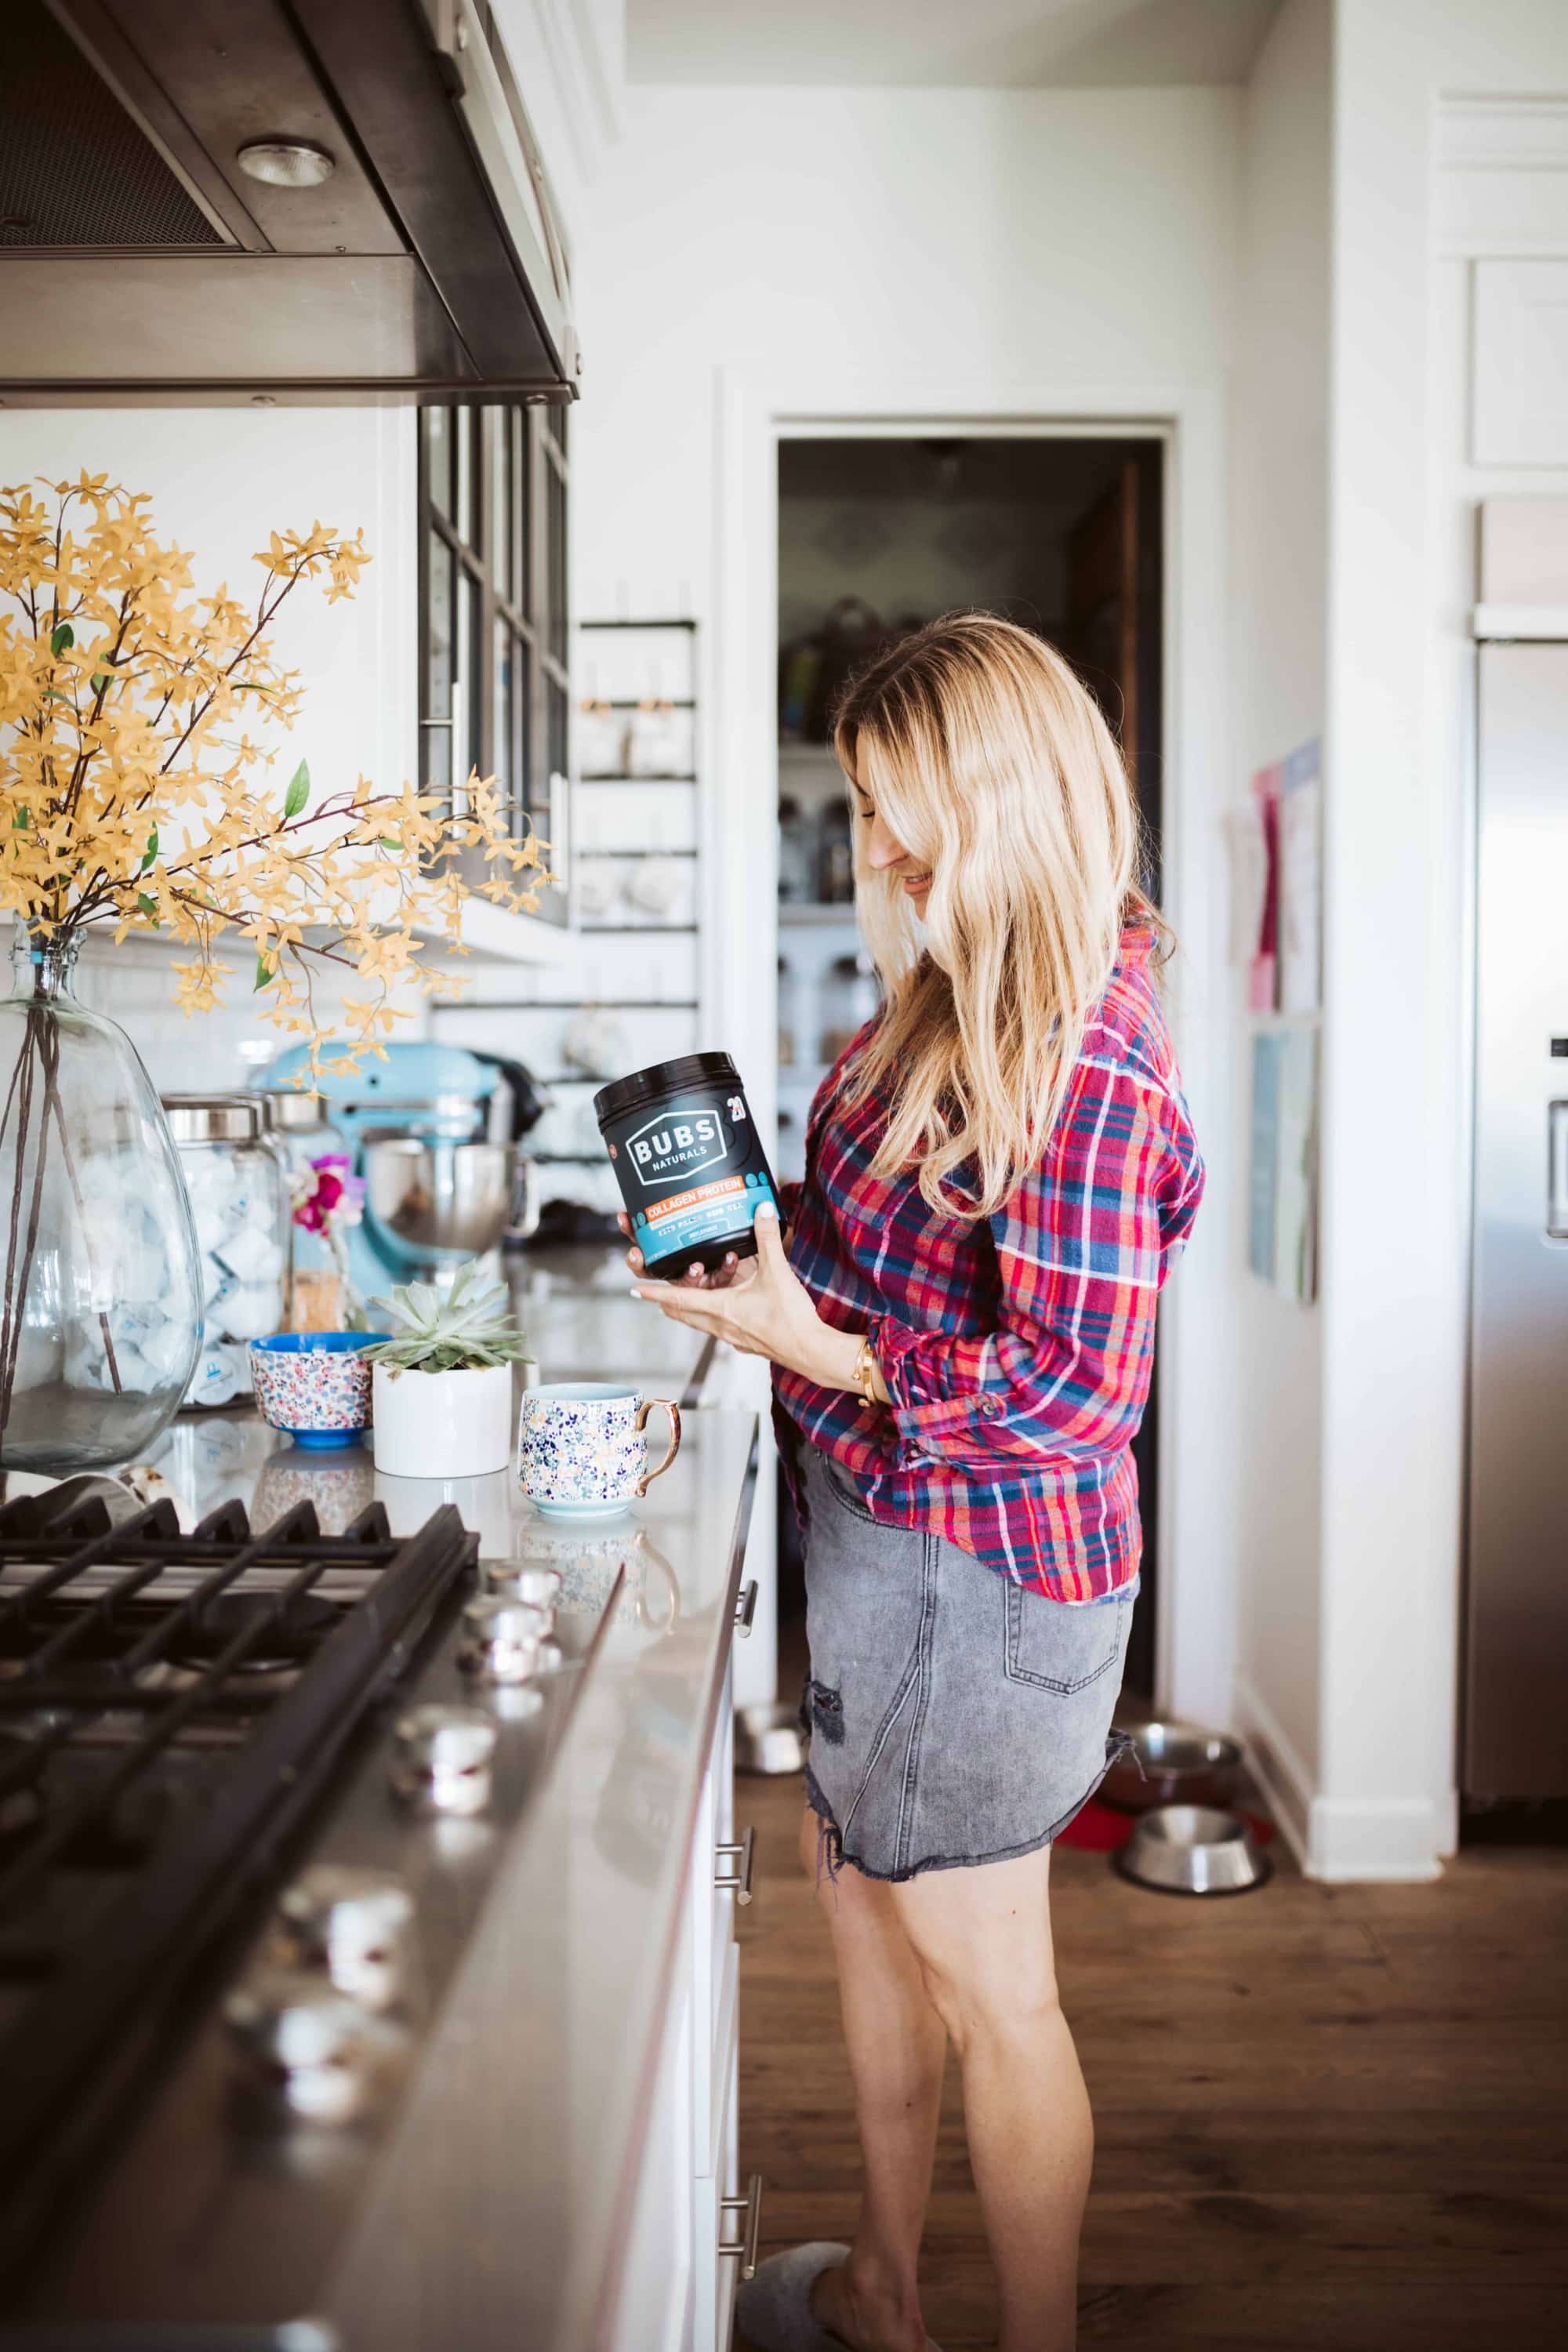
[834,611,1156,1221]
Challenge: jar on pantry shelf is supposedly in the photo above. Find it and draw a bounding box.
[163,1096,290,1408]
[778,797,815,904]
[777,956,800,1069]
[818,952,880,1065]
[255,1090,349,1331]
[816,798,855,904]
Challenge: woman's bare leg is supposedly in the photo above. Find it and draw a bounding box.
[891,1842,1089,2352]
[797,1806,945,2352]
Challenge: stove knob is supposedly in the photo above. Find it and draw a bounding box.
[224,1966,402,2122]
[458,1595,560,1684]
[391,1702,499,1815]
[277,1866,413,2011]
[478,1563,562,1626]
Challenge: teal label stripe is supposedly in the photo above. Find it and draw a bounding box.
[635,1174,777,1261]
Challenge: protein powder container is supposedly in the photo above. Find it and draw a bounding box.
[594,1052,779,1279]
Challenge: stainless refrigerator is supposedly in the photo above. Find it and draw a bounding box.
[1466,498,1568,1802]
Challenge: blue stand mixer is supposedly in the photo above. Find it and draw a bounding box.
[263,1041,541,1326]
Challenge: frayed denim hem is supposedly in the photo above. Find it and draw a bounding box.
[804,1728,1137,1886]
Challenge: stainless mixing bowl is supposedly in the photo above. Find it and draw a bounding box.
[364,1138,518,1265]
[1114,1804,1272,1896]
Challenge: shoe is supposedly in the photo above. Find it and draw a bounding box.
[735,2241,943,2352]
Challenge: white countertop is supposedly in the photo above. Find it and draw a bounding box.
[9,1251,759,2348]
[321,1406,759,2351]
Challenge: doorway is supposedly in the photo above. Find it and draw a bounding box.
[772,431,1165,1700]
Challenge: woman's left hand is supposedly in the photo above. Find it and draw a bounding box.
[630,1204,853,1388]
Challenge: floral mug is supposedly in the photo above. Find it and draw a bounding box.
[518,1382,681,1520]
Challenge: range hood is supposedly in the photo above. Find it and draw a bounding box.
[0,0,579,405]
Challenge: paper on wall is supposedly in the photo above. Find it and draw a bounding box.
[1249,763,1283,1013]
[1248,1033,1283,1283]
[1272,1026,1319,1305]
[1276,739,1322,1015]
[1222,800,1269,965]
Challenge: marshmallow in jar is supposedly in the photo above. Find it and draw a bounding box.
[162,1095,290,1408]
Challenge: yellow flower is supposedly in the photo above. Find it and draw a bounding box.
[1,476,554,1076]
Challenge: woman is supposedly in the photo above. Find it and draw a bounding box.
[626,614,1204,2352]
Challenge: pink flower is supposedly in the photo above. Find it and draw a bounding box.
[292,1152,365,1234]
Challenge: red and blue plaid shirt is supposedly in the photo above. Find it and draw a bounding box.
[773,921,1204,1602]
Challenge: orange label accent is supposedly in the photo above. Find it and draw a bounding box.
[644,1174,747,1222]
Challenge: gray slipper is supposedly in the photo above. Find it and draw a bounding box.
[735,2241,942,2352]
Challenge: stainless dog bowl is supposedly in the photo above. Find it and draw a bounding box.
[1115,1804,1272,1896]
[364,1138,517,1264]
[1102,1720,1243,1814]
[736,1700,806,1777]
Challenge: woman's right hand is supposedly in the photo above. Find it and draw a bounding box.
[618,1211,742,1290]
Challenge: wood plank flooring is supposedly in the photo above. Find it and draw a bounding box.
[733,1767,1568,2350]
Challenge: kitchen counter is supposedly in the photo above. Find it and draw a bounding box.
[5,1254,759,2352]
[321,1407,760,2352]
[151,1243,728,1556]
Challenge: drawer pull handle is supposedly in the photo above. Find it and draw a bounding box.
[734,1579,759,1636]
[714,1825,755,1906]
[719,2172,764,2278]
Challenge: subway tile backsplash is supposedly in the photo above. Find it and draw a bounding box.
[60,935,382,1097]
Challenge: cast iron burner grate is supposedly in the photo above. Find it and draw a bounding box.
[0,1486,477,2286]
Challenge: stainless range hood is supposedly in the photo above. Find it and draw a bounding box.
[0,0,580,405]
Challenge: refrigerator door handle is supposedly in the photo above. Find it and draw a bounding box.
[1549,1101,1568,1241]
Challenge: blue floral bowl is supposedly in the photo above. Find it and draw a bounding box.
[250,1333,372,1450]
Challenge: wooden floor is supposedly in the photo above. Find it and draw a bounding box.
[734,1766,1568,2351]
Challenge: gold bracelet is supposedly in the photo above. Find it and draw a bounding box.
[851,1334,879,1405]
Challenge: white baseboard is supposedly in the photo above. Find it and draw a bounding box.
[1232,1671,1448,1882]
[1305,1797,1445,1882]
[1230,1669,1313,1871]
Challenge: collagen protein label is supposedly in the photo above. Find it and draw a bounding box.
[596,1059,779,1276]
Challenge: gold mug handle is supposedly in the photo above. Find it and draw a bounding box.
[633,1397,681,1495]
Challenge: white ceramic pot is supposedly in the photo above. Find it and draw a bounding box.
[370,1362,514,1479]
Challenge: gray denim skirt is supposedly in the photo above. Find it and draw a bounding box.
[796,1442,1138,1882]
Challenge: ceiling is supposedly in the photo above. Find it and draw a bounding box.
[626,0,1282,89]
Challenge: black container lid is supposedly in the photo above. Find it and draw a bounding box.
[594,1052,739,1130]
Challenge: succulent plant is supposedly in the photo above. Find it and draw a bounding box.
[361,1263,532,1377]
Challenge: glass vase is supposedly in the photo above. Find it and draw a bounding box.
[0,929,202,1472]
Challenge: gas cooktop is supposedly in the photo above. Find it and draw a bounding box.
[0,1478,612,2331]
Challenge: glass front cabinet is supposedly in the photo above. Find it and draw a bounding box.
[419,402,569,925]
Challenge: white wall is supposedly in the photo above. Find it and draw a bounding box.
[1315,0,1568,1878]
[574,84,1240,618]
[1225,0,1332,1841]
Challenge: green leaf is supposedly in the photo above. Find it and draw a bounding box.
[41,687,74,705]
[283,760,310,821]
[254,953,274,992]
[136,893,158,921]
[49,622,74,657]
[377,837,402,851]
[90,672,111,694]
[12,808,28,832]
[138,827,158,873]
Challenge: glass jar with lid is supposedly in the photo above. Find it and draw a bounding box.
[163,1095,290,1408]
[818,952,880,1065]
[777,955,802,1069]
[255,1092,350,1331]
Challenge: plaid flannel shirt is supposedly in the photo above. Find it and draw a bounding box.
[773,922,1204,1602]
